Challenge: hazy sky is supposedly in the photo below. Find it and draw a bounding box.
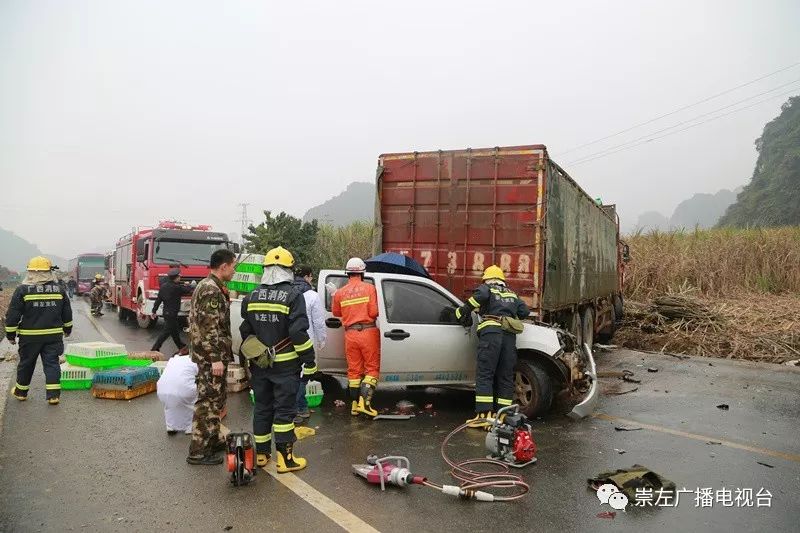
[1,0,799,258]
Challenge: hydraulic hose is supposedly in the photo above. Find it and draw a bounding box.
[424,422,529,502]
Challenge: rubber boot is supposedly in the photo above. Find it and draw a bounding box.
[355,382,378,418]
[465,412,490,429]
[349,385,360,416]
[257,453,270,467]
[275,442,306,473]
[484,411,496,432]
[47,397,60,405]
[11,386,28,401]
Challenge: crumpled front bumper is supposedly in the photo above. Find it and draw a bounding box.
[568,342,598,420]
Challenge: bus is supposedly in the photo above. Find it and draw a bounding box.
[67,253,106,295]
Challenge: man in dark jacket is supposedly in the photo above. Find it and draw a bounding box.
[151,268,194,355]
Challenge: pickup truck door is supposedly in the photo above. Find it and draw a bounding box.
[377,278,475,386]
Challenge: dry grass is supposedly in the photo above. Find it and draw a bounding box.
[618,228,800,363]
[624,227,800,299]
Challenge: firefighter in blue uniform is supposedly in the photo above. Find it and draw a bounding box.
[456,265,529,428]
[239,246,316,472]
[5,256,73,405]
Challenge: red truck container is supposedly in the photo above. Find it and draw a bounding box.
[374,145,627,345]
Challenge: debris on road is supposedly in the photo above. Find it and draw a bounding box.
[623,374,641,384]
[613,448,626,454]
[756,461,774,468]
[716,404,730,410]
[707,441,722,445]
[614,425,642,432]
[589,464,677,501]
[785,359,799,366]
[396,400,416,414]
[596,511,616,519]
[424,403,433,410]
[606,387,638,396]
[333,399,346,408]
[647,367,659,372]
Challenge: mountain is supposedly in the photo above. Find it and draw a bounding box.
[633,211,670,232]
[0,227,68,273]
[303,182,375,226]
[719,96,800,227]
[668,187,742,229]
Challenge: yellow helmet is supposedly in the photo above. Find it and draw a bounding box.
[263,246,295,268]
[27,256,52,272]
[482,265,505,281]
[94,274,104,281]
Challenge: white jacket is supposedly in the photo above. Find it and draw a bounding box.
[302,289,327,349]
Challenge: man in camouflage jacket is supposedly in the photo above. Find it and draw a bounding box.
[186,249,237,465]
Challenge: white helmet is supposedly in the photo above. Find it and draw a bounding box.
[345,257,366,274]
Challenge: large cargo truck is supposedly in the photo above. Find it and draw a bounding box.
[67,253,106,295]
[374,144,627,346]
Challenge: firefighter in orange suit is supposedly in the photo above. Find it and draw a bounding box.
[332,257,380,418]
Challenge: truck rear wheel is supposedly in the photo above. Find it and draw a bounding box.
[514,359,554,418]
[570,311,584,347]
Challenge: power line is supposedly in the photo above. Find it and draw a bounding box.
[564,79,800,165]
[558,60,800,156]
[566,87,800,167]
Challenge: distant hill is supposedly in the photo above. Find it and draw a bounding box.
[719,96,800,227]
[303,182,375,226]
[630,187,743,233]
[0,227,68,272]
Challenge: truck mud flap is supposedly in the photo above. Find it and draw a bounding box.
[568,342,598,420]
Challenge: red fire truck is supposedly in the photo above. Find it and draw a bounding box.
[110,221,237,328]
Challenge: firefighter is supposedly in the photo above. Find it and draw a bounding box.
[456,265,529,428]
[4,256,73,405]
[331,257,380,418]
[89,274,106,316]
[239,246,316,472]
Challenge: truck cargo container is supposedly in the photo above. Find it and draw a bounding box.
[374,144,627,345]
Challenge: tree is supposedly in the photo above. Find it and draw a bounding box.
[243,211,320,266]
[313,221,374,273]
[718,96,800,227]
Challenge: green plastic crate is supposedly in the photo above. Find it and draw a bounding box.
[236,263,264,275]
[306,393,323,408]
[65,354,126,369]
[122,358,153,367]
[60,363,94,390]
[228,281,259,293]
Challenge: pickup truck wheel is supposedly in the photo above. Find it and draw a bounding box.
[514,359,553,418]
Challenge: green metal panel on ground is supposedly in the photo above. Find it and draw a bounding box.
[542,162,618,311]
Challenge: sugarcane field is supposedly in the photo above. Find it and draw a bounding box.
[1,3,799,533]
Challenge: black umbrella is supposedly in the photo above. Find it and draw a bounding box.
[365,252,431,278]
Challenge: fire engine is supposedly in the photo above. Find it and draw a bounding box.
[110,221,238,328]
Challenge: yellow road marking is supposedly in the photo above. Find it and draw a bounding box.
[594,413,800,463]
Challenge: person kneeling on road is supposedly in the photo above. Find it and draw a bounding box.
[456,265,529,429]
[5,256,73,405]
[240,246,316,473]
[186,249,236,466]
[157,351,199,435]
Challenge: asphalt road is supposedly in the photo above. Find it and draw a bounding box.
[1,299,798,532]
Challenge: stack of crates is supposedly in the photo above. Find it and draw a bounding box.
[65,342,128,370]
[227,253,264,294]
[227,363,249,392]
[91,366,160,400]
[151,360,168,376]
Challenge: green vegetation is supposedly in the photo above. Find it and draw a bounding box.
[243,212,373,273]
[718,96,800,227]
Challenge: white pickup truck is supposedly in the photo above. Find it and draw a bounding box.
[230,270,598,418]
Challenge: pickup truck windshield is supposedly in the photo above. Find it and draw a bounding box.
[153,240,227,266]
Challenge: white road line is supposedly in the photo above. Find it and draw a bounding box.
[219,423,379,532]
[83,304,118,343]
[261,463,380,533]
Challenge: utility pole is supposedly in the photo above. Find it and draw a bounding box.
[236,203,251,246]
